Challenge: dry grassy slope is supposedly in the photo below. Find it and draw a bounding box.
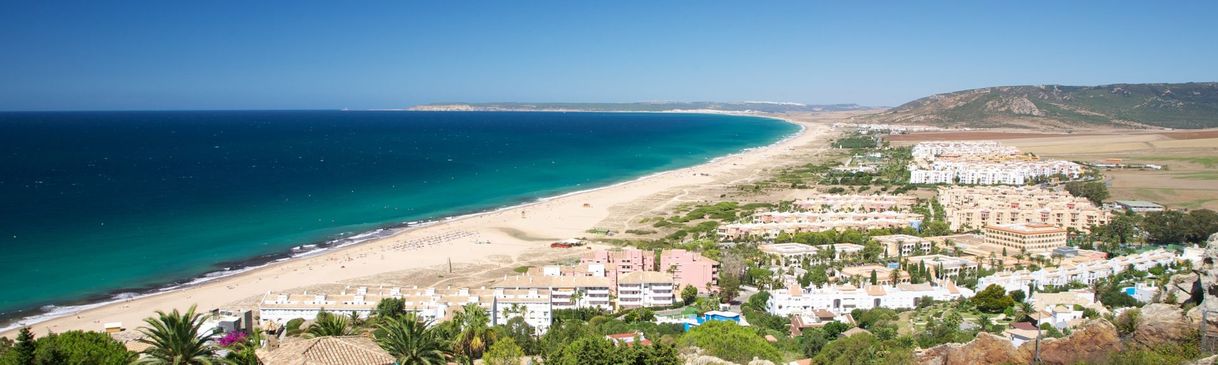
[867,83,1218,130]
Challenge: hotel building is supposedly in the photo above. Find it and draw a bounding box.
[982,223,1068,254]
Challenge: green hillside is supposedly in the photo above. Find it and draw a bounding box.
[870,83,1218,129]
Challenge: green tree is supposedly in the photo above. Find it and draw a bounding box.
[493,317,538,355]
[1065,181,1109,205]
[306,311,354,337]
[1009,289,1026,303]
[856,308,898,330]
[869,269,878,285]
[680,321,781,363]
[822,321,851,338]
[971,285,1015,313]
[680,285,698,306]
[375,297,407,319]
[808,265,830,288]
[797,328,829,358]
[453,303,496,363]
[29,330,136,365]
[11,327,35,365]
[718,274,741,303]
[134,305,219,365]
[484,337,523,365]
[374,314,452,365]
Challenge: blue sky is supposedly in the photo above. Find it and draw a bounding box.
[1,1,1216,110]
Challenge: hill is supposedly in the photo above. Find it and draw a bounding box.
[867,82,1218,129]
[407,101,872,114]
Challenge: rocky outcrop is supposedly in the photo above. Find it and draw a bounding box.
[1132,303,1196,347]
[917,332,1026,365]
[1027,319,1122,365]
[1184,233,1218,337]
[918,320,1122,365]
[680,347,775,365]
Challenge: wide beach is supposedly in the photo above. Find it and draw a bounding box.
[0,113,838,341]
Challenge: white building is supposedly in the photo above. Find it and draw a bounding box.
[491,288,553,334]
[905,254,978,278]
[616,271,676,309]
[493,275,614,311]
[873,234,934,257]
[978,249,1178,292]
[766,282,974,316]
[907,141,1082,185]
[258,286,495,325]
[759,243,821,268]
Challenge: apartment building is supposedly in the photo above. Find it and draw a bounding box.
[259,286,495,325]
[493,275,613,311]
[491,288,553,333]
[793,194,917,212]
[904,254,978,278]
[907,141,1082,185]
[983,223,1068,254]
[872,234,933,257]
[616,271,676,309]
[580,248,656,287]
[938,186,1109,232]
[718,212,923,241]
[660,249,719,292]
[978,249,1177,292]
[759,243,821,268]
[766,281,974,316]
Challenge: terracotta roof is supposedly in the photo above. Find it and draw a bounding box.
[258,336,394,365]
[842,327,871,337]
[1010,321,1038,331]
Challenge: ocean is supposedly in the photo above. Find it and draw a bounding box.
[0,110,797,322]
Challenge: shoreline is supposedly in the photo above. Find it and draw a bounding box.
[0,112,822,339]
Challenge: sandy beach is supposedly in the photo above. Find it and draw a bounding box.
[0,113,843,341]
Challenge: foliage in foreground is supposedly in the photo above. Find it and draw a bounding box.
[679,321,781,363]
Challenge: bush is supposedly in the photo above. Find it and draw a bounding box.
[680,321,781,363]
[971,285,1015,313]
[29,330,136,365]
[1114,309,1141,336]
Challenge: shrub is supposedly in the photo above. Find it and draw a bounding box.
[679,321,781,363]
[1114,309,1141,337]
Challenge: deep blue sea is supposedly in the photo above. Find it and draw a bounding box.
[0,110,796,321]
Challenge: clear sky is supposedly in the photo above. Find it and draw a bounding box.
[2,1,1216,110]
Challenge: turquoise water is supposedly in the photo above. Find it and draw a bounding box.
[0,111,797,319]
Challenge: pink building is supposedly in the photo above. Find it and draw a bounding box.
[660,249,719,292]
[580,249,656,287]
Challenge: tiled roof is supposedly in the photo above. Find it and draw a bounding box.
[258,336,394,365]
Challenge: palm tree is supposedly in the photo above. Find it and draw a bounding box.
[135,305,220,364]
[452,303,495,364]
[374,314,452,365]
[306,311,354,337]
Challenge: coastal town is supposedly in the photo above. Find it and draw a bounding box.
[4,116,1216,365]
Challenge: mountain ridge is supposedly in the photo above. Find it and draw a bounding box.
[867,82,1218,129]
